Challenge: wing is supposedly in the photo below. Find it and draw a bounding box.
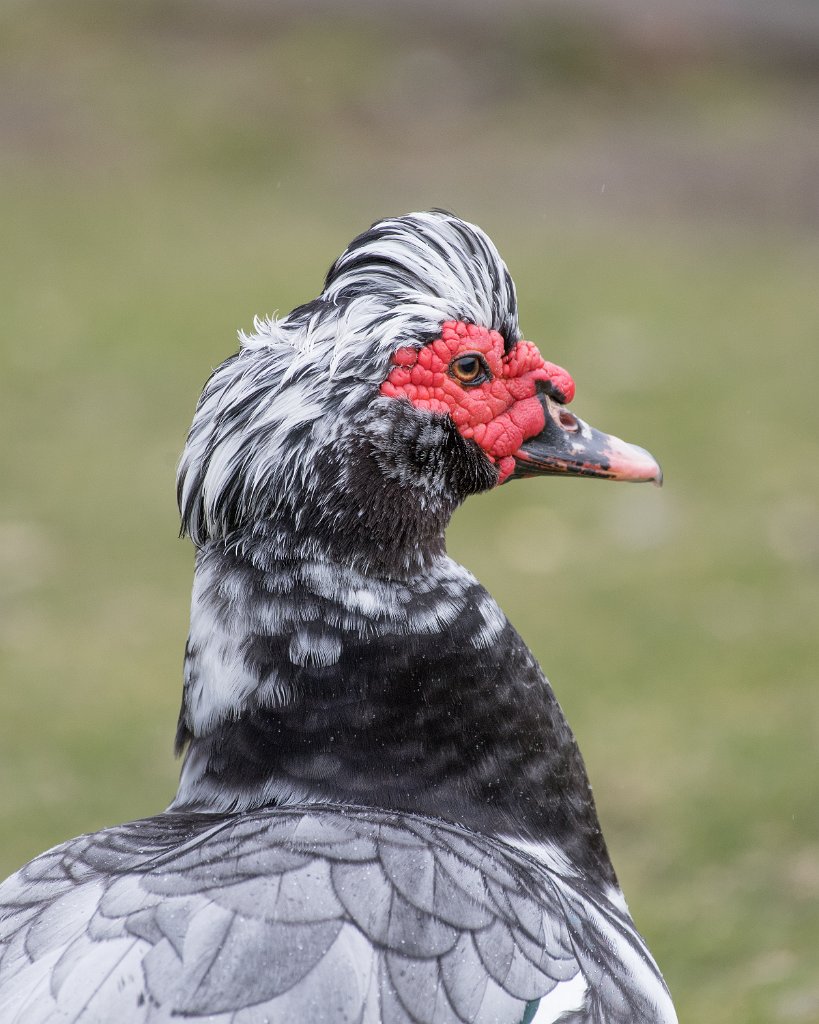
[0,807,673,1024]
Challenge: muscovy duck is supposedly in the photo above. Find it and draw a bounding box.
[0,211,676,1023]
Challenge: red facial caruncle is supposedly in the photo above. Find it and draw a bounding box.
[380,320,575,483]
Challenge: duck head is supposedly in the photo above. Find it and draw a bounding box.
[177,211,660,572]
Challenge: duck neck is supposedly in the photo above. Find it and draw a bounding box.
[171,531,615,886]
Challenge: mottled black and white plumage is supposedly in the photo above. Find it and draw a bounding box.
[0,211,677,1023]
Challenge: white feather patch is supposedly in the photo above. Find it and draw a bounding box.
[528,971,588,1022]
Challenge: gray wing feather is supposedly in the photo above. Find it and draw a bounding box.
[0,807,672,1023]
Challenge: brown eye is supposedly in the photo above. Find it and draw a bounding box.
[450,353,490,386]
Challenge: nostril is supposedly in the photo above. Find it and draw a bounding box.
[558,410,579,432]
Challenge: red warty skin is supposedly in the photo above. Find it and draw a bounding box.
[380,320,576,483]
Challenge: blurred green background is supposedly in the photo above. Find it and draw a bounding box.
[1,1,818,1020]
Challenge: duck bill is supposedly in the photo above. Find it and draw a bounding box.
[511,395,663,485]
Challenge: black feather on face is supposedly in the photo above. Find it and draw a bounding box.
[305,400,497,566]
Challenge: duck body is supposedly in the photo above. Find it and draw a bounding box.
[0,212,677,1022]
[0,805,667,1024]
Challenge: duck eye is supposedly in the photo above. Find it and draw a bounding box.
[450,353,489,386]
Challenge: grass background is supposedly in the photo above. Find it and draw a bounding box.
[1,2,818,1020]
